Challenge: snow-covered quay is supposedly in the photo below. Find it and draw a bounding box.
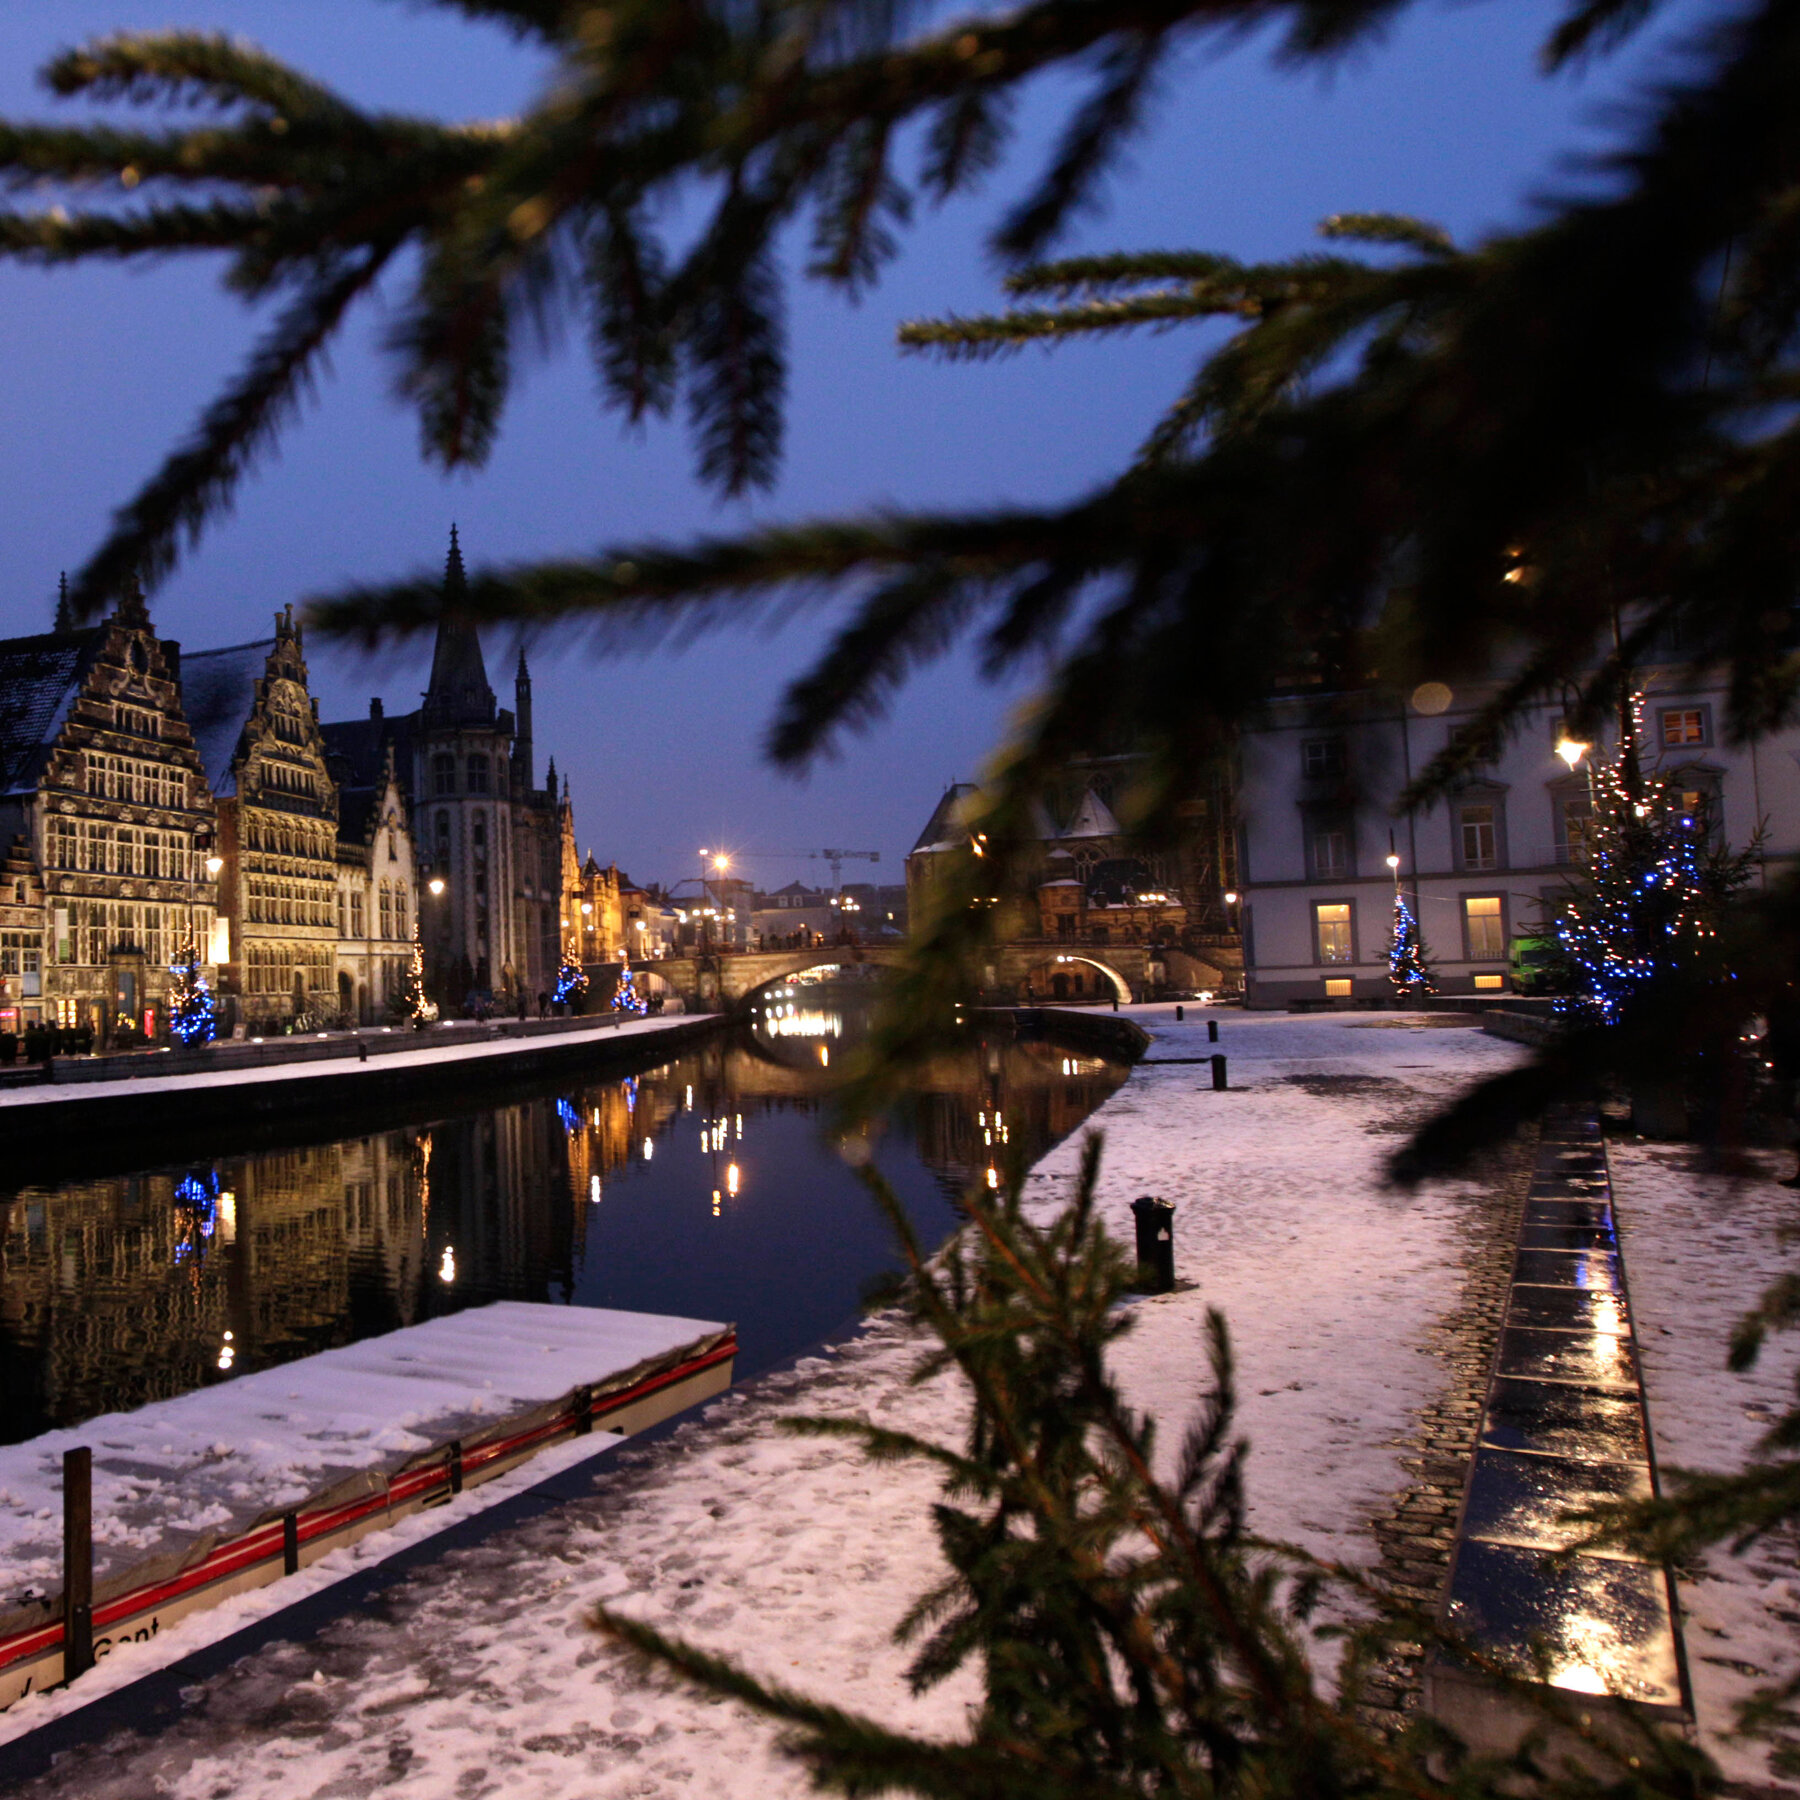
[1,1010,1794,1797]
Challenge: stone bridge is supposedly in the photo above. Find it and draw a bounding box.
[606,936,1238,1012]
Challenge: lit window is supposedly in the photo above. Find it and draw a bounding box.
[1659,707,1707,748]
[1323,977,1353,997]
[1464,895,1504,960]
[1315,902,1353,964]
[1473,973,1505,990]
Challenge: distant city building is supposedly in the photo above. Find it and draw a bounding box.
[329,739,418,1022]
[905,763,1240,1002]
[0,583,219,1041]
[322,530,577,1012]
[1235,666,1800,1006]
[183,610,340,1029]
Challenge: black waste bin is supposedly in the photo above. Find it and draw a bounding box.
[1129,1195,1175,1293]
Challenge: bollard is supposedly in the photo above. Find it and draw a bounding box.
[448,1439,464,1496]
[63,1447,93,1682]
[1211,1053,1228,1091]
[574,1383,593,1436]
[1207,1019,1219,1043]
[1129,1196,1176,1294]
[1111,996,1119,1012]
[283,1510,300,1576]
[1175,1004,1184,1022]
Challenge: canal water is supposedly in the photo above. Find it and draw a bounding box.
[0,988,1131,1446]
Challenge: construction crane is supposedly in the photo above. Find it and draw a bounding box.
[806,848,880,888]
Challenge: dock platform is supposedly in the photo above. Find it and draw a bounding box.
[0,1302,734,1707]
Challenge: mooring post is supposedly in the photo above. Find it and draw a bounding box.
[1211,1053,1228,1091]
[1128,1196,1176,1294]
[283,1510,300,1576]
[62,1446,92,1682]
[448,1439,464,1496]
[574,1383,593,1436]
[1175,1004,1184,1022]
[1208,1019,1219,1042]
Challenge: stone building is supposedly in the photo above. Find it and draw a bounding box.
[323,530,576,1012]
[1235,665,1800,1006]
[330,740,418,1023]
[182,609,340,1029]
[0,585,219,1042]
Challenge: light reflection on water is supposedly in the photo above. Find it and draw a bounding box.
[0,992,1129,1445]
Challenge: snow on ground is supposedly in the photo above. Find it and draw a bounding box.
[1610,1139,1800,1790]
[0,1303,727,1603]
[3,1012,1535,1798]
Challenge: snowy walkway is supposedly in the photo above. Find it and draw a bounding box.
[4,1011,1791,1796]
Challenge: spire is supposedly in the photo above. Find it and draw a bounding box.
[422,525,495,728]
[53,572,72,634]
[115,570,150,629]
[512,643,534,791]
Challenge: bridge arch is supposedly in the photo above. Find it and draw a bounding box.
[733,951,895,1013]
[1017,953,1131,1005]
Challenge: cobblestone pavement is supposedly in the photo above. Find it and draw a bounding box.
[1358,1123,1540,1730]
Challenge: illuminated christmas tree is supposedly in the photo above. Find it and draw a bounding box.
[400,925,430,1022]
[1555,697,1747,1025]
[169,938,217,1045]
[611,948,648,1015]
[1387,890,1435,999]
[554,940,589,1008]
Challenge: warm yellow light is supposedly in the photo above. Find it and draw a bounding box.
[580,901,593,915]
[1223,890,1239,905]
[1385,853,1401,871]
[712,853,729,872]
[204,855,223,878]
[1556,736,1589,770]
[726,1162,740,1197]
[428,876,446,896]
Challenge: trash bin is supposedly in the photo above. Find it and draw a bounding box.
[1129,1195,1175,1293]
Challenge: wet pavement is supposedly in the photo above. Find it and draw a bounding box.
[1442,1110,1688,1709]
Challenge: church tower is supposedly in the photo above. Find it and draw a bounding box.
[414,527,515,1003]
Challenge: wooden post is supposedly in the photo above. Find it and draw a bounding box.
[448,1440,463,1496]
[283,1511,300,1576]
[62,1447,92,1682]
[574,1384,593,1436]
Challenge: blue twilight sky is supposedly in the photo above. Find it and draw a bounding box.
[0,1,1697,892]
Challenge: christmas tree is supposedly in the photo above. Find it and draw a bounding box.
[553,940,588,1009]
[611,948,647,1015]
[400,925,430,1023]
[1386,889,1434,999]
[1556,698,1722,1027]
[168,938,216,1046]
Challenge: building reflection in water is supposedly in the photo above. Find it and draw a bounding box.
[0,985,1129,1444]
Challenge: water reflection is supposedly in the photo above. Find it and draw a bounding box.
[0,991,1129,1444]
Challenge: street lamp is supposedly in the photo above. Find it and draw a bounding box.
[428,874,446,896]
[1556,735,1589,769]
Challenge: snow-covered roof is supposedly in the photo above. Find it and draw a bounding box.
[1060,787,1121,839]
[0,628,100,797]
[179,639,272,797]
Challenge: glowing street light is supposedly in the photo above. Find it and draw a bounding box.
[428,875,446,896]
[1556,736,1590,770]
[1385,853,1401,871]
[204,854,223,879]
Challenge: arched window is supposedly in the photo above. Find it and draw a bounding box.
[395,885,408,937]
[379,881,393,939]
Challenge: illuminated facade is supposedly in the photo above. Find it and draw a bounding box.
[0,584,219,1041]
[330,741,418,1023]
[183,610,340,1028]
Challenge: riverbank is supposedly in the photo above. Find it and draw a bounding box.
[0,1012,716,1180]
[1,1007,1559,1797]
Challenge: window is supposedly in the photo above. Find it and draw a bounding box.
[467,754,490,793]
[1458,803,1499,871]
[1473,973,1505,990]
[1314,901,1353,964]
[379,883,393,939]
[396,886,408,937]
[1658,706,1709,749]
[1309,824,1351,882]
[1464,895,1505,961]
[1301,739,1345,779]
[432,753,457,797]
[1555,793,1592,865]
[1324,978,1353,997]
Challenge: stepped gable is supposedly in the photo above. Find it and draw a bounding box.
[0,628,103,796]
[179,639,273,797]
